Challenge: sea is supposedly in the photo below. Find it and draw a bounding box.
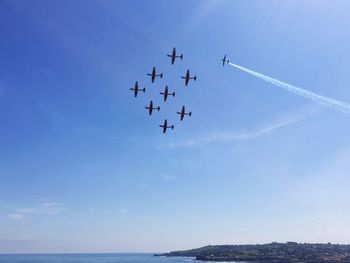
[0,254,197,263]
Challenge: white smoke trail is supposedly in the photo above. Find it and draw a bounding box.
[229,62,350,114]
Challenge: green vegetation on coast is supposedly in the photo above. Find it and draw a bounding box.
[155,242,350,262]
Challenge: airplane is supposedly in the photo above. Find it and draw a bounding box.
[159,119,174,134]
[181,69,197,86]
[145,100,160,115]
[130,81,145,97]
[167,47,183,65]
[160,86,175,102]
[221,54,229,66]
[147,66,163,83]
[177,105,192,121]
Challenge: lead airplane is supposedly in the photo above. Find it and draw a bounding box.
[130,81,145,97]
[221,54,229,66]
[160,86,175,102]
[181,69,197,86]
[145,100,160,115]
[167,47,183,65]
[159,119,174,134]
[147,66,163,83]
[177,105,192,121]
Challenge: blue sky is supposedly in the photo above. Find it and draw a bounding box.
[1,0,350,253]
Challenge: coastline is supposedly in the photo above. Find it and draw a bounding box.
[155,242,350,263]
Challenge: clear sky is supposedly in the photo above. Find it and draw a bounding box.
[1,0,350,254]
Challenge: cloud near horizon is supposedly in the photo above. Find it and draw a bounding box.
[2,201,67,221]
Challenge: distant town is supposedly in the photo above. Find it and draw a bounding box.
[155,242,350,262]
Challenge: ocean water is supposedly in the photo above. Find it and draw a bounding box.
[0,254,195,263]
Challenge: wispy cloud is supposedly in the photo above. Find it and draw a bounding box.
[3,201,66,221]
[119,208,128,215]
[161,174,176,181]
[197,0,220,19]
[104,207,129,216]
[187,0,220,32]
[7,214,24,221]
[168,107,321,148]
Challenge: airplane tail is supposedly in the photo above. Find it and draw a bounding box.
[180,54,183,60]
[157,106,160,111]
[171,125,174,130]
[160,73,163,78]
[189,112,192,117]
[172,92,175,97]
[194,76,197,81]
[142,88,146,92]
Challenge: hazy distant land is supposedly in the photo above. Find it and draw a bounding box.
[155,242,350,262]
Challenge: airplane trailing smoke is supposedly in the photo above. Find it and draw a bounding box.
[228,62,350,114]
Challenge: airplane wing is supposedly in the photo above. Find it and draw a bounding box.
[222,55,226,66]
[185,78,189,86]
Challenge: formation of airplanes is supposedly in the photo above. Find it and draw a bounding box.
[130,47,197,133]
[130,53,233,133]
